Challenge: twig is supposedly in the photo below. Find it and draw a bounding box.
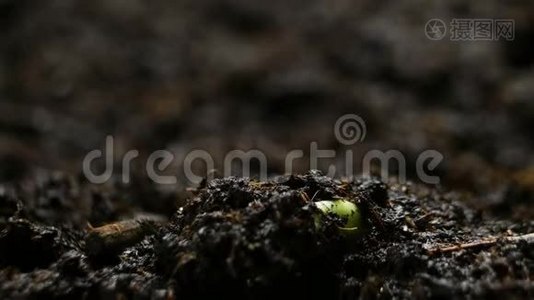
[85,215,165,258]
[427,232,534,255]
[505,232,534,243]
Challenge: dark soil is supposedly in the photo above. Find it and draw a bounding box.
[1,171,532,299]
[1,1,533,299]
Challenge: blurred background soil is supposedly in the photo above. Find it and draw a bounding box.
[0,0,533,224]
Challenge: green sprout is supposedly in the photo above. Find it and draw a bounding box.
[314,199,362,233]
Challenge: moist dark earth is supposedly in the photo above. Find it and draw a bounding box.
[1,1,534,299]
[0,171,532,299]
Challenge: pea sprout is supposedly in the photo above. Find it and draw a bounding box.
[314,199,361,233]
